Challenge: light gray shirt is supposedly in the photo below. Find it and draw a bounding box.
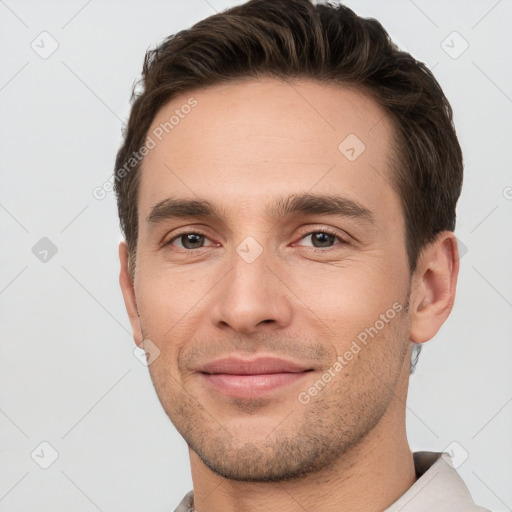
[173,451,490,511]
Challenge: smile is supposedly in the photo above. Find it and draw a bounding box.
[199,356,313,398]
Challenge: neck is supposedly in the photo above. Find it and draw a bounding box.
[189,360,416,512]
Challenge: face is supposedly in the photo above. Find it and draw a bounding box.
[124,78,415,481]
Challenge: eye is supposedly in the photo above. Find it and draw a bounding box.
[164,229,347,252]
[296,230,347,249]
[166,232,214,250]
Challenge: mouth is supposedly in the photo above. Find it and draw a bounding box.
[199,356,314,399]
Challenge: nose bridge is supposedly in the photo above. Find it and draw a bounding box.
[210,235,292,333]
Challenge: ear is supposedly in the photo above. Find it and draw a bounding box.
[409,232,460,344]
[119,241,143,346]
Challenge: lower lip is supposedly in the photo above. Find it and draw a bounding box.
[201,372,310,398]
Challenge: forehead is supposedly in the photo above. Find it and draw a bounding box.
[139,78,398,223]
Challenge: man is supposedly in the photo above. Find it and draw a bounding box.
[114,1,490,510]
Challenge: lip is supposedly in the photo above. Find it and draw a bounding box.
[199,356,313,398]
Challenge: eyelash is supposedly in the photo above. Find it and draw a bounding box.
[164,228,349,252]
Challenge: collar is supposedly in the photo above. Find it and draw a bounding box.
[384,451,489,511]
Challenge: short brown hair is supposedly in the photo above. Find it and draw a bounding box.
[114,0,463,279]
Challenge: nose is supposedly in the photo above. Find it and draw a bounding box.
[209,241,293,335]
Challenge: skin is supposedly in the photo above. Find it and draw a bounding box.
[119,78,459,512]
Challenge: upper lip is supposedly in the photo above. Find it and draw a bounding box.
[200,356,312,375]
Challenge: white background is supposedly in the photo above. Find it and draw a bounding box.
[0,0,511,511]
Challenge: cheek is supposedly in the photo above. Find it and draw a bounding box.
[286,259,407,341]
[134,264,223,371]
[135,264,213,330]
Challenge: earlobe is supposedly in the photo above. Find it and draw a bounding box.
[118,241,143,346]
[409,232,459,344]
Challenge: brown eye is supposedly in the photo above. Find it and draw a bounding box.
[297,230,345,249]
[180,233,205,249]
[310,232,337,247]
[168,232,210,250]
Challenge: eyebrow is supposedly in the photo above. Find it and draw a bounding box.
[146,193,374,226]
